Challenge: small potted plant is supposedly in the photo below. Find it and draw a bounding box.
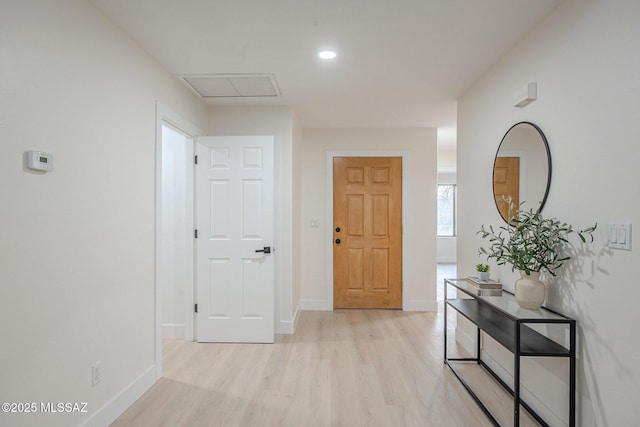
[477,198,596,309]
[476,263,490,281]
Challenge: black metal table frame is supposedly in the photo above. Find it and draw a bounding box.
[443,278,576,427]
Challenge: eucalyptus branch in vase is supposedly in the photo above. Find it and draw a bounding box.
[477,197,597,309]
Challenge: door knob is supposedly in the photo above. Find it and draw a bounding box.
[255,246,271,254]
[335,227,341,233]
[335,239,341,244]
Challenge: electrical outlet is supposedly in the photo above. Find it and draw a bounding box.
[92,362,102,387]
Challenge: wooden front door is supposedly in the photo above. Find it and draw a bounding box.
[493,157,520,221]
[333,157,402,308]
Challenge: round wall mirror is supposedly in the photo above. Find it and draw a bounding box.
[492,122,551,222]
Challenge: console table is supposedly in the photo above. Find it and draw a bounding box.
[444,278,575,427]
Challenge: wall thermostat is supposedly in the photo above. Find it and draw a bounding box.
[27,150,53,172]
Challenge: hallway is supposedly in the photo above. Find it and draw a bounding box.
[112,309,493,427]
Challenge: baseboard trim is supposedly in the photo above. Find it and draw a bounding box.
[80,364,156,427]
[275,301,303,335]
[300,299,332,311]
[276,302,302,335]
[481,352,568,427]
[403,299,437,312]
[300,298,436,312]
[277,319,294,334]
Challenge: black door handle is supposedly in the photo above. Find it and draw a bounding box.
[255,246,271,254]
[335,239,341,244]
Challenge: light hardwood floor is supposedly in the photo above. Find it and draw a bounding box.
[111,308,537,427]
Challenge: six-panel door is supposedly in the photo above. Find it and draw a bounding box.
[333,157,402,308]
[196,136,274,343]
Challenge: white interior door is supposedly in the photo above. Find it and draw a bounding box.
[196,135,274,343]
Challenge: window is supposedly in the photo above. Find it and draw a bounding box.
[438,184,456,236]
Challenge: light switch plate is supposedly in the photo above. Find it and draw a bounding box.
[609,223,632,250]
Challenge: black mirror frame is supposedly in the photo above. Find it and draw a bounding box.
[492,121,552,223]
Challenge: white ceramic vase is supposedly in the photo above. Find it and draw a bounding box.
[478,271,490,281]
[514,270,545,309]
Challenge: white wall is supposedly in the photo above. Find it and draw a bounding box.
[0,1,208,426]
[207,106,298,334]
[437,147,457,172]
[457,1,640,425]
[300,128,437,311]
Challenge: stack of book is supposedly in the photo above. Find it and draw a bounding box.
[466,277,502,296]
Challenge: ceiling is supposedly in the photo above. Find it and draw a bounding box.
[90,0,562,147]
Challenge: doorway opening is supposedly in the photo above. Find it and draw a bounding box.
[155,104,202,378]
[158,123,194,341]
[325,151,408,311]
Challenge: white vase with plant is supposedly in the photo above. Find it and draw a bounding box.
[476,263,490,281]
[477,198,597,309]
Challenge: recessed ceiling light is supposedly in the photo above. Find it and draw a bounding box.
[318,50,337,60]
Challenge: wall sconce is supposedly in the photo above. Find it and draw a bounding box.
[514,82,537,108]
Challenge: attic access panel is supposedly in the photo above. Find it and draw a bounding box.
[181,74,280,98]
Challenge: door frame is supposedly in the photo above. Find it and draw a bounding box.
[496,150,527,204]
[155,102,203,379]
[325,151,408,310]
